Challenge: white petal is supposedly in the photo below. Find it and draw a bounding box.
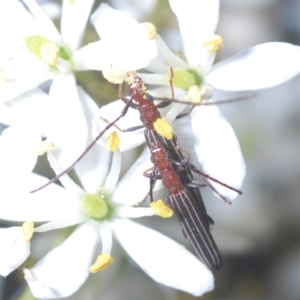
[109,0,156,21]
[25,223,99,299]
[104,150,121,195]
[47,151,86,197]
[116,206,155,218]
[0,227,30,276]
[73,88,111,192]
[74,40,157,72]
[23,0,61,42]
[207,42,300,91]
[0,173,79,222]
[0,88,50,129]
[88,3,157,71]
[169,0,220,69]
[191,104,246,201]
[0,125,39,178]
[147,35,190,74]
[113,147,152,206]
[112,219,214,296]
[61,0,94,51]
[93,100,145,152]
[0,0,51,42]
[0,50,54,102]
[46,74,88,169]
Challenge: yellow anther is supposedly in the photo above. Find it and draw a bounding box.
[102,70,125,84]
[203,35,223,53]
[154,118,173,140]
[68,0,74,4]
[40,42,59,67]
[37,140,55,156]
[140,22,157,40]
[150,199,174,218]
[89,254,114,273]
[22,221,34,242]
[105,132,120,152]
[188,85,202,104]
[0,69,6,85]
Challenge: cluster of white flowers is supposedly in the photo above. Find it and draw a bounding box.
[1,0,300,299]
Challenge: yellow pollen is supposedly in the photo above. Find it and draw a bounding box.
[102,70,125,84]
[0,69,6,85]
[154,118,173,140]
[105,132,120,151]
[150,199,174,218]
[89,254,114,273]
[68,0,74,4]
[22,221,34,242]
[203,35,223,53]
[40,42,59,66]
[140,22,157,40]
[188,85,202,104]
[37,140,55,156]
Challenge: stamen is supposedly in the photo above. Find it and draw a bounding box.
[105,132,120,152]
[203,35,224,53]
[139,22,157,40]
[89,254,114,273]
[188,85,202,104]
[37,140,55,156]
[102,70,125,84]
[150,200,174,218]
[154,119,173,140]
[22,221,34,242]
[81,194,108,220]
[68,0,75,4]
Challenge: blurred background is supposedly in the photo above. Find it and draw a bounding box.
[1,0,300,299]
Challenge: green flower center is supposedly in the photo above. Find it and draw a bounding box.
[172,69,202,90]
[81,193,113,221]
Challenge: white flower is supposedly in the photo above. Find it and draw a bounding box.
[0,0,92,100]
[0,1,157,95]
[0,0,158,164]
[0,0,95,168]
[92,0,300,202]
[74,3,158,77]
[0,112,214,299]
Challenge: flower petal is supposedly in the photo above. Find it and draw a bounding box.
[23,0,61,42]
[112,219,214,296]
[207,42,300,91]
[0,125,39,177]
[169,0,220,69]
[46,74,88,169]
[0,227,30,276]
[113,147,152,206]
[0,88,50,129]
[25,223,99,299]
[0,50,54,102]
[191,104,246,201]
[61,0,94,51]
[147,35,190,74]
[92,99,145,152]
[109,0,156,21]
[86,3,157,71]
[0,173,79,222]
[71,88,111,193]
[0,0,51,43]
